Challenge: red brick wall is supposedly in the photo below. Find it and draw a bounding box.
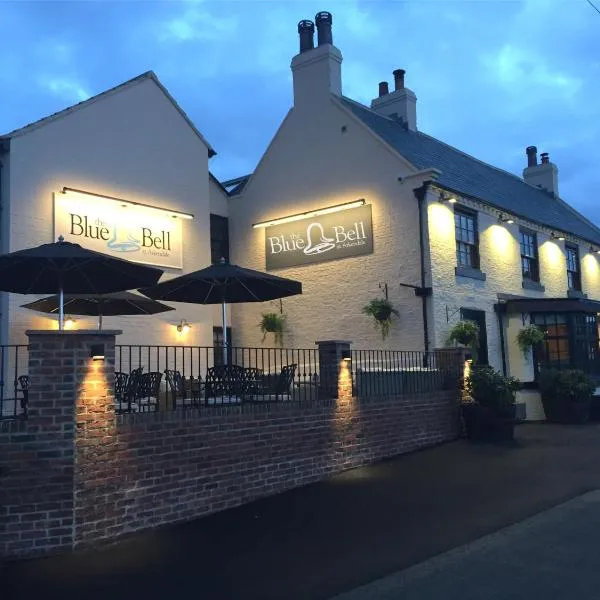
[0,335,76,559]
[73,390,460,547]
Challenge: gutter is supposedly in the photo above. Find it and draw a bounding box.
[412,181,434,356]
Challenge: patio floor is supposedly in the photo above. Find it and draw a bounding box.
[3,423,600,599]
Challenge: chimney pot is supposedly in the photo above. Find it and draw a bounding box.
[541,152,549,164]
[526,145,538,167]
[298,20,315,53]
[393,69,405,91]
[315,11,333,46]
[378,81,389,97]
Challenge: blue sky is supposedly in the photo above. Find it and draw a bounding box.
[1,0,599,222]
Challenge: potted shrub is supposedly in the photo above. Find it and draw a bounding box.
[462,365,521,442]
[447,320,479,361]
[539,369,595,424]
[362,298,399,340]
[259,312,285,346]
[516,324,545,359]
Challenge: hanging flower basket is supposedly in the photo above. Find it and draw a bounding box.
[259,312,285,346]
[362,298,399,340]
[516,325,545,358]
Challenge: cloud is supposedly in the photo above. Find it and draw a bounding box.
[160,4,238,42]
[38,77,90,103]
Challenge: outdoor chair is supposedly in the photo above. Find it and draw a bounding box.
[136,371,162,411]
[16,375,29,412]
[114,371,128,411]
[118,366,143,413]
[248,364,297,402]
[204,364,246,404]
[164,369,202,409]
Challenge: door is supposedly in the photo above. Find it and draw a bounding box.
[460,308,488,365]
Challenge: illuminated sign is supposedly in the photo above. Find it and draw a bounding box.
[264,203,373,270]
[54,189,188,269]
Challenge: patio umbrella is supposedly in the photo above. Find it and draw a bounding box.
[21,291,174,330]
[140,258,302,362]
[0,236,163,329]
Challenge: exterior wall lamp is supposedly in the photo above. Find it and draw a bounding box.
[90,344,105,361]
[551,232,565,241]
[176,319,191,334]
[498,213,514,224]
[438,191,457,204]
[64,316,76,329]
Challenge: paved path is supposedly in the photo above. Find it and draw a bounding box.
[3,423,600,599]
[333,490,600,599]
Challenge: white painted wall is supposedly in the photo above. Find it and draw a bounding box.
[6,76,214,348]
[228,98,427,351]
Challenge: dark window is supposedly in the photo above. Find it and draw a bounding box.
[531,312,600,376]
[454,208,479,268]
[213,326,233,366]
[566,245,581,291]
[210,214,229,264]
[460,308,488,365]
[520,229,539,282]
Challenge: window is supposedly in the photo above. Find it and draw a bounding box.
[566,244,581,291]
[531,312,600,376]
[520,229,539,282]
[454,208,479,268]
[210,214,229,264]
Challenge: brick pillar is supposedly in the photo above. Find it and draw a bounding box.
[316,340,352,399]
[0,330,119,559]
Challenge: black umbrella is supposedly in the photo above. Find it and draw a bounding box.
[21,291,175,330]
[0,236,163,329]
[140,259,302,361]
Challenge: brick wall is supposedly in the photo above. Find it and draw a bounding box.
[73,389,459,548]
[0,333,77,558]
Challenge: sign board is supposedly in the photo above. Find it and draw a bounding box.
[265,204,373,270]
[54,191,184,269]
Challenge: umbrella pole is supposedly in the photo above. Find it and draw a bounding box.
[58,286,64,331]
[222,301,228,365]
[98,313,103,330]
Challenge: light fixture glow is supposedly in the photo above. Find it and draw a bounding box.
[551,232,566,241]
[61,187,194,220]
[90,344,105,361]
[498,213,515,225]
[252,199,366,229]
[64,316,76,330]
[448,197,457,204]
[176,319,191,334]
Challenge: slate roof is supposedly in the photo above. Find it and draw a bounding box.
[221,174,251,196]
[340,96,600,246]
[1,71,216,157]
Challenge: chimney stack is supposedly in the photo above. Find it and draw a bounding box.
[315,11,333,46]
[523,146,559,196]
[393,69,405,91]
[298,20,315,53]
[370,68,417,131]
[291,11,342,111]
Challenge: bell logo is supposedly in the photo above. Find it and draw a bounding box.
[303,223,335,255]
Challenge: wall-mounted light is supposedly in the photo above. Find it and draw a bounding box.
[498,213,515,225]
[176,319,191,334]
[252,199,366,228]
[551,232,565,241]
[64,316,76,330]
[438,191,457,204]
[90,344,105,361]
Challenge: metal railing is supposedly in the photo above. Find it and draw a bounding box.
[0,345,29,420]
[351,349,463,398]
[114,345,321,413]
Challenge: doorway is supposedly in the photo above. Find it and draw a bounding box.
[460,308,488,365]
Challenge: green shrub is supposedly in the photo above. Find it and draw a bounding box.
[539,369,595,403]
[447,320,479,347]
[466,365,521,411]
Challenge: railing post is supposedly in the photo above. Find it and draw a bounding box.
[315,340,353,399]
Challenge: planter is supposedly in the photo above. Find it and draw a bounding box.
[461,402,515,442]
[542,396,591,424]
